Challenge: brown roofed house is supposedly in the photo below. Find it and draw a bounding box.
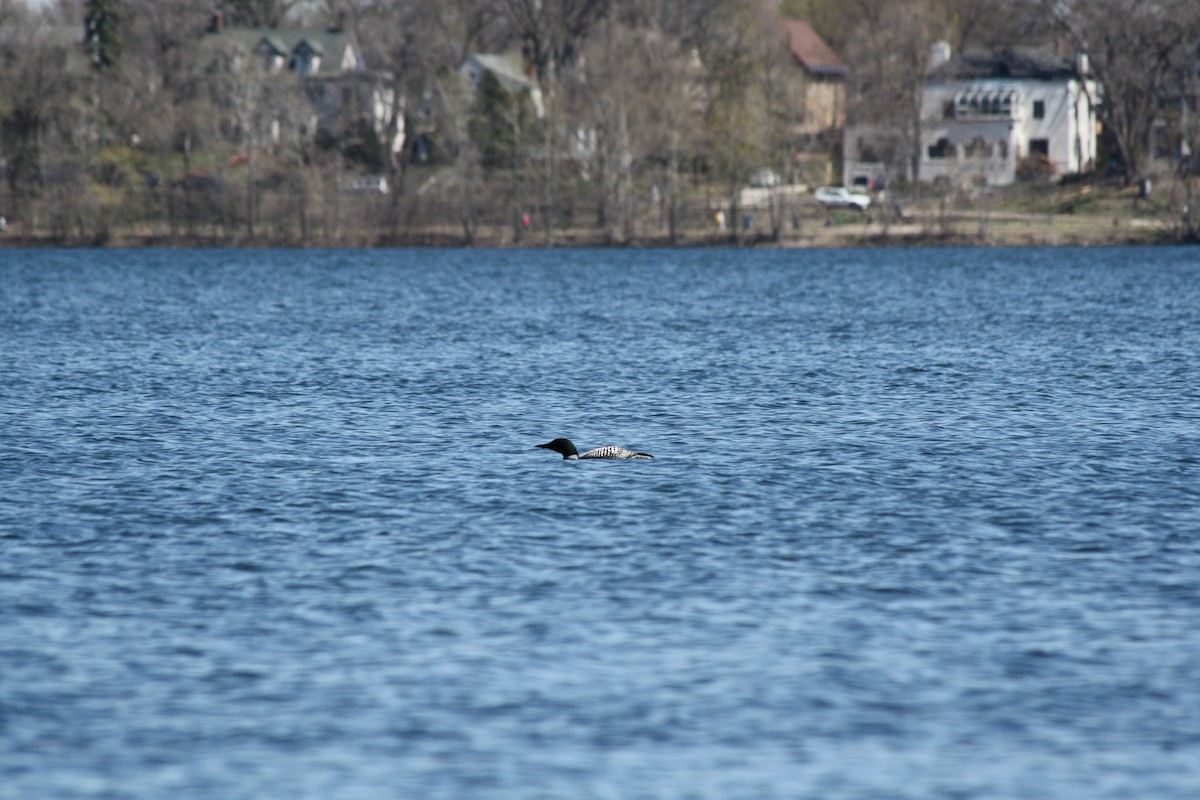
[780,19,847,184]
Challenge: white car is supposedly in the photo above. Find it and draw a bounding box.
[814,186,871,211]
[342,176,389,194]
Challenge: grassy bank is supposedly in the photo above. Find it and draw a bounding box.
[0,178,1189,249]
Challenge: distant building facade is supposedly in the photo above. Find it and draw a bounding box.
[1149,44,1200,171]
[845,44,1097,188]
[203,13,402,155]
[459,52,545,118]
[781,19,847,186]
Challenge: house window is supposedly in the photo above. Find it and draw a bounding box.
[857,137,881,163]
[293,48,321,75]
[928,137,955,159]
[998,140,1009,160]
[965,136,991,159]
[1029,139,1049,156]
[943,100,955,119]
[1152,122,1173,159]
[953,88,1018,118]
[1032,100,1045,119]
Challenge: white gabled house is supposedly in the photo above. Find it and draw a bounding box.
[459,52,545,118]
[203,13,403,156]
[846,44,1097,188]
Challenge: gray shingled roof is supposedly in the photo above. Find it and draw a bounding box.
[931,47,1079,81]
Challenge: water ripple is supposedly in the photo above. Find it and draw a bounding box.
[2,246,1199,799]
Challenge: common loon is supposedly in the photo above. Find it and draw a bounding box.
[536,438,654,460]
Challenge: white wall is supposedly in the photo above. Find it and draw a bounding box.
[916,77,1096,186]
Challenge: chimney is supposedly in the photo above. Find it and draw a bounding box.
[329,10,347,32]
[521,39,538,80]
[208,10,224,33]
[1075,51,1089,77]
[930,40,951,69]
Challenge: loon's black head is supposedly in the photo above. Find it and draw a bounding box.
[535,438,579,459]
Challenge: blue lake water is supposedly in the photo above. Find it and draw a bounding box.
[2,245,1199,799]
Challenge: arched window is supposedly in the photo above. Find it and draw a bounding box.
[928,138,956,159]
[966,136,991,159]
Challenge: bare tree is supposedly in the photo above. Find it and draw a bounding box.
[778,0,850,52]
[90,1,215,238]
[695,0,781,241]
[203,34,308,239]
[639,23,704,243]
[348,0,464,237]
[574,16,630,241]
[754,3,805,240]
[500,0,610,243]
[433,69,485,243]
[938,0,1050,53]
[1177,99,1200,239]
[222,0,301,28]
[843,0,940,184]
[499,0,608,81]
[0,4,88,234]
[1043,0,1200,186]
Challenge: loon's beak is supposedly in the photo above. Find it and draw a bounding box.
[534,442,550,450]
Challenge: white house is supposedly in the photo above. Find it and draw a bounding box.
[459,52,545,118]
[845,44,1097,188]
[204,14,403,155]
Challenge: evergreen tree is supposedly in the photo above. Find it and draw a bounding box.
[468,71,533,171]
[83,0,123,72]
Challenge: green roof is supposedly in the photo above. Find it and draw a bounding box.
[258,36,287,56]
[206,27,360,75]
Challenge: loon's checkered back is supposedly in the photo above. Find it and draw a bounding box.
[536,438,654,460]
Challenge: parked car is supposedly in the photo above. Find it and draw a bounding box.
[814,186,871,211]
[342,176,389,194]
[748,167,780,188]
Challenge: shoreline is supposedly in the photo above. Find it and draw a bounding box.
[0,213,1183,250]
